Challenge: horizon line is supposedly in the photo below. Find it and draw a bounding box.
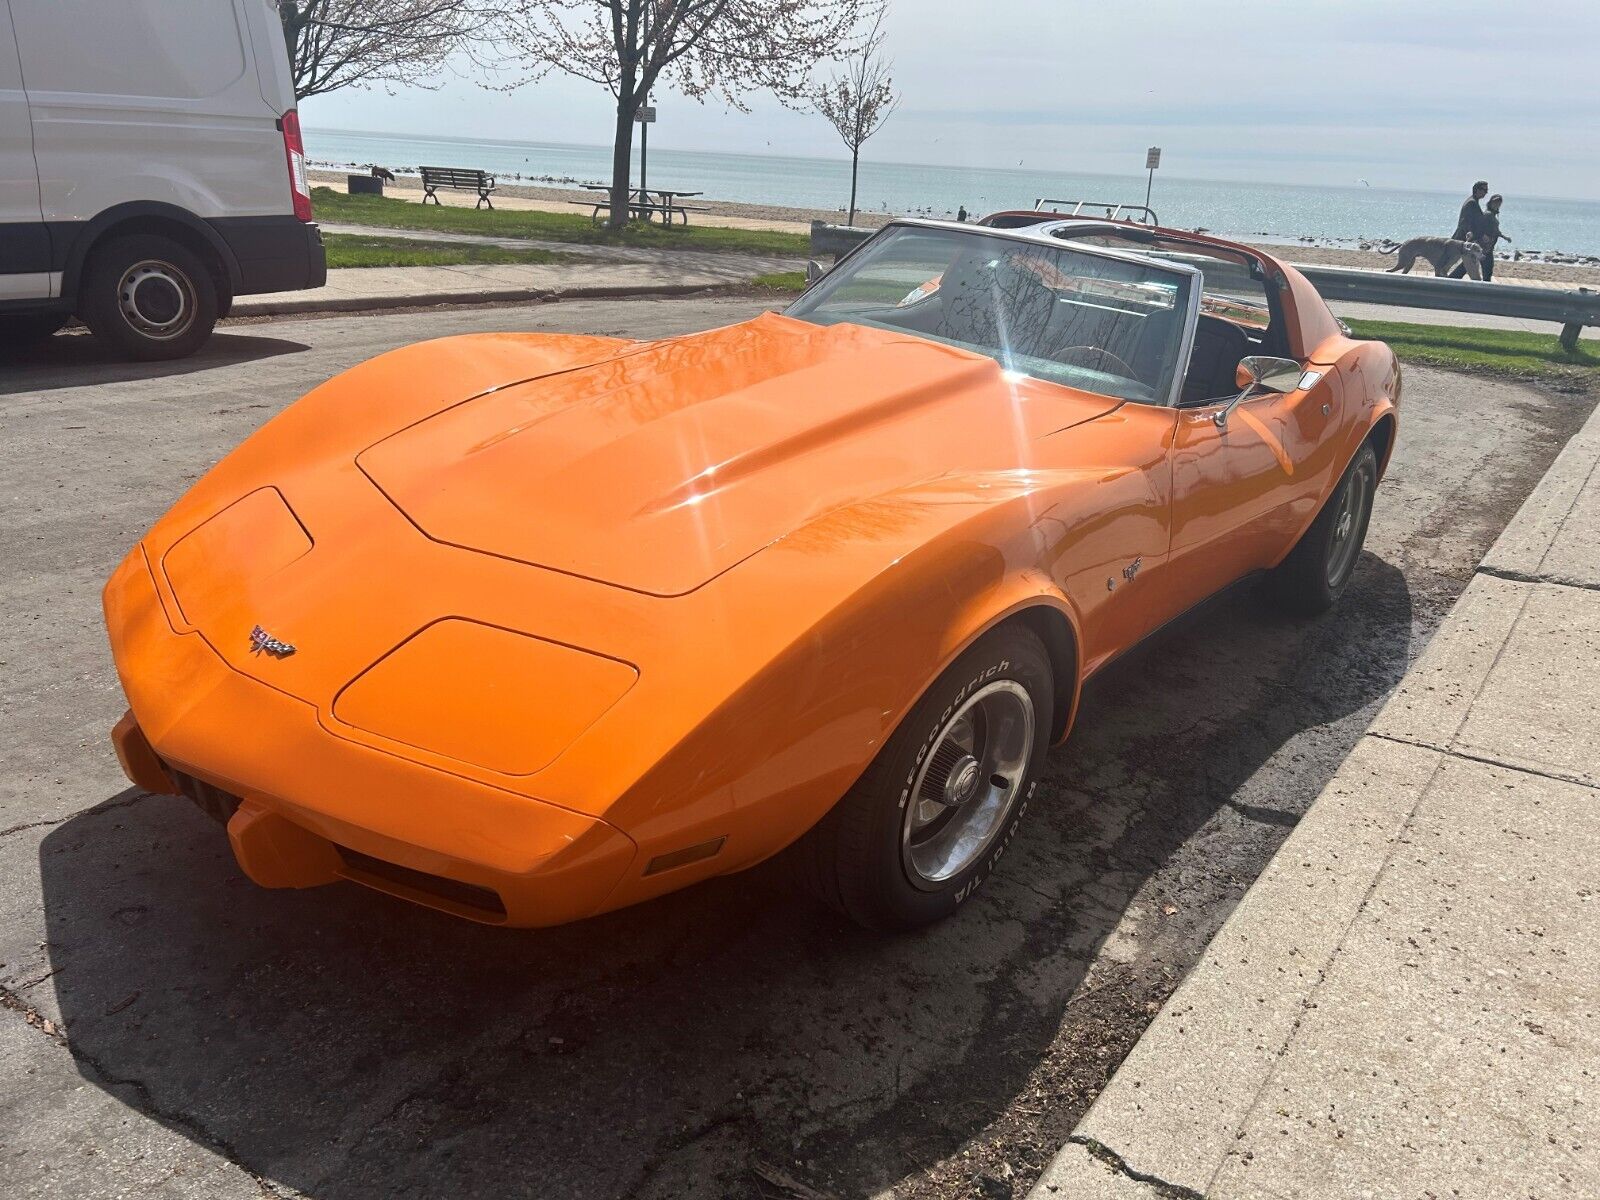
[302,124,1600,206]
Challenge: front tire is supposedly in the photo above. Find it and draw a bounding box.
[1267,441,1379,616]
[78,234,218,361]
[792,624,1053,930]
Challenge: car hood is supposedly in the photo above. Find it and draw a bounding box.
[356,312,1119,596]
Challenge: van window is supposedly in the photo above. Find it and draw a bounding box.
[11,0,247,100]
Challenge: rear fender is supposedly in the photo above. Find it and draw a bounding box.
[1272,342,1399,562]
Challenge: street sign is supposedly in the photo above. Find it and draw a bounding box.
[636,105,656,124]
[1146,146,1162,170]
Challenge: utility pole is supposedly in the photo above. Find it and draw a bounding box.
[639,1,650,195]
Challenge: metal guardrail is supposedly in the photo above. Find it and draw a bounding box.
[1296,266,1599,350]
[807,221,1599,350]
[809,220,874,259]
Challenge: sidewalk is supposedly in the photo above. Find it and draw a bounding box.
[1032,404,1600,1197]
[240,219,1594,338]
[230,241,800,318]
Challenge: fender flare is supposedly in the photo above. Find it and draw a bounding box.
[55,202,242,301]
[924,579,1087,748]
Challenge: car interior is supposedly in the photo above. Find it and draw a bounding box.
[1048,228,1292,406]
[792,224,1294,409]
[791,233,1194,405]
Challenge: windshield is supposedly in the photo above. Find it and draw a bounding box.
[786,226,1194,405]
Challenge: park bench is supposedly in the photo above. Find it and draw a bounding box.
[420,166,497,209]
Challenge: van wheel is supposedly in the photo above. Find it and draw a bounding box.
[78,235,217,361]
[790,624,1052,931]
[0,313,69,350]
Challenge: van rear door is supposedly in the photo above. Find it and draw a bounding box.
[0,0,50,301]
[239,0,296,116]
[11,0,294,222]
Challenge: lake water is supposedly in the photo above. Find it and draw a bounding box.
[305,127,1600,258]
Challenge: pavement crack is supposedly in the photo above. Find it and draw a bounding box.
[0,982,282,1196]
[1476,564,1600,593]
[1,791,168,841]
[1,982,68,1044]
[0,816,66,839]
[1069,1135,1206,1198]
[1367,730,1598,791]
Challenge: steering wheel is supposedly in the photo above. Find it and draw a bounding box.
[1055,345,1137,378]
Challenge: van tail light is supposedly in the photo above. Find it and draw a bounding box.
[279,110,313,221]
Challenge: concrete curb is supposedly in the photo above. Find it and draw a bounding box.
[1478,403,1600,587]
[229,280,761,319]
[1030,396,1600,1198]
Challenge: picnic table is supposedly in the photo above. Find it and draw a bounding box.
[579,185,706,226]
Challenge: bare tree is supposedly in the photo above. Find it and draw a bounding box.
[495,0,878,230]
[814,8,897,226]
[280,0,486,101]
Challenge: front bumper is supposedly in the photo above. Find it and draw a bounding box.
[105,549,637,926]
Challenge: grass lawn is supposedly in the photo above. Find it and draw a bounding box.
[1348,318,1600,384]
[753,270,808,292]
[312,188,808,257]
[323,233,568,269]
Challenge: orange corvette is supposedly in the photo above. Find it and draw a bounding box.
[105,218,1398,930]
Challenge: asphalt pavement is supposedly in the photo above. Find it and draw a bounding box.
[1,297,1594,1199]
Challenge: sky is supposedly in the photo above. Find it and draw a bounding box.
[305,0,1600,201]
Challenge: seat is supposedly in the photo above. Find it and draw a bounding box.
[1181,316,1249,405]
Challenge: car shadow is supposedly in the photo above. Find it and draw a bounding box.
[39,553,1413,1198]
[0,329,308,396]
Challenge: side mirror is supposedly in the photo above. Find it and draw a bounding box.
[1234,355,1304,394]
[1216,356,1318,427]
[805,259,826,287]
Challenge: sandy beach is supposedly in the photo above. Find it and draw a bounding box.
[311,167,1600,287]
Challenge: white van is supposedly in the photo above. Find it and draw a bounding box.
[1,0,325,360]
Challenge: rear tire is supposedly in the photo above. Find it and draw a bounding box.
[791,623,1053,930]
[77,234,217,361]
[0,312,68,350]
[1267,441,1379,616]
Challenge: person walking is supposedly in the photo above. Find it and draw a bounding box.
[1449,180,1489,277]
[1477,194,1511,282]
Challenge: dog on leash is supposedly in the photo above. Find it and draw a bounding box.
[1387,236,1484,279]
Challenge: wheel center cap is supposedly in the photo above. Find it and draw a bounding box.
[944,756,982,807]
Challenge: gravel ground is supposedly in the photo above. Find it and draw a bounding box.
[1,297,1593,1199]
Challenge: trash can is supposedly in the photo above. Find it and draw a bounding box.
[347,174,383,196]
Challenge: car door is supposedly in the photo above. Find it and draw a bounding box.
[1166,364,1343,606]
[0,0,51,301]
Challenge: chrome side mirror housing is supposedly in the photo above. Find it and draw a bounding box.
[805,259,827,287]
[1215,356,1318,427]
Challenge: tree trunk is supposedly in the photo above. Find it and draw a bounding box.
[608,95,636,233]
[848,146,860,226]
